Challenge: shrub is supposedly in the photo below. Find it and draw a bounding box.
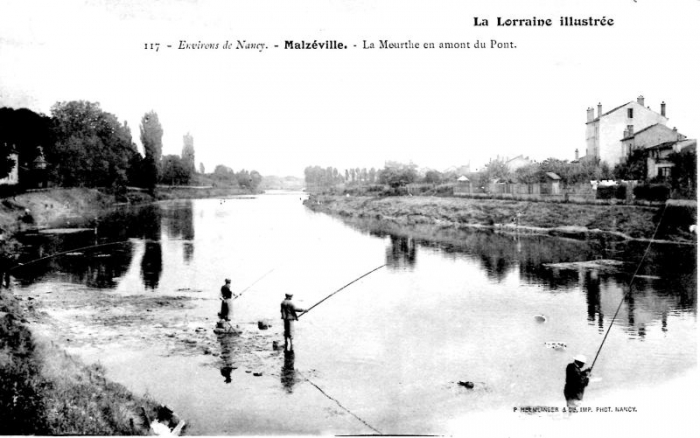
[634,184,671,202]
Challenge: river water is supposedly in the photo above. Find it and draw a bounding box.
[13,193,697,435]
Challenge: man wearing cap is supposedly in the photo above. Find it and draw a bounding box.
[280,293,306,352]
[218,279,238,322]
[564,354,591,408]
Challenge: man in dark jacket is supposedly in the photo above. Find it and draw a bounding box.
[564,354,591,408]
[218,278,237,321]
[280,293,306,352]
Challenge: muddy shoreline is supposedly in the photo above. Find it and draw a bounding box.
[304,195,697,245]
[0,187,258,435]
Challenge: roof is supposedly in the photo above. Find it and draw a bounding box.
[586,101,631,124]
[457,175,469,182]
[545,172,561,180]
[621,123,665,141]
[645,139,697,151]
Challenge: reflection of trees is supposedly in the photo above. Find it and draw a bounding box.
[385,235,417,270]
[163,201,195,263]
[140,241,162,289]
[583,270,604,331]
[13,233,134,288]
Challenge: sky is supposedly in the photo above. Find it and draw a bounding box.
[1,0,698,177]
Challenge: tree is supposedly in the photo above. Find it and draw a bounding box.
[478,159,510,187]
[669,148,696,198]
[161,154,190,185]
[182,132,195,175]
[424,170,443,184]
[49,101,137,188]
[139,111,163,191]
[613,149,647,181]
[378,162,417,189]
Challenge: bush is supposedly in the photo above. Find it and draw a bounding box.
[634,184,671,202]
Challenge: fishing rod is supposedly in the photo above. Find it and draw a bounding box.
[200,268,277,301]
[588,203,668,373]
[233,268,276,300]
[8,240,133,272]
[299,264,386,318]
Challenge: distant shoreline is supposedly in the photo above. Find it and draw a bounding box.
[304,194,697,245]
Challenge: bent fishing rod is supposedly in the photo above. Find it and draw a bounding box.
[299,263,386,318]
[588,203,668,374]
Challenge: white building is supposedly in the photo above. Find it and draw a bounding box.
[585,96,668,167]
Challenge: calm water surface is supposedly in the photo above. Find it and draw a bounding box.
[14,193,697,434]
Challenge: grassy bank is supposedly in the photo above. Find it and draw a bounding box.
[1,287,163,435]
[305,195,697,243]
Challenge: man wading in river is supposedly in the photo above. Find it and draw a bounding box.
[218,279,238,322]
[280,293,306,352]
[564,354,591,408]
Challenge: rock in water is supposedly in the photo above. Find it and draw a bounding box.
[272,340,281,350]
[544,341,567,350]
[458,381,475,389]
[534,315,547,323]
[258,320,272,330]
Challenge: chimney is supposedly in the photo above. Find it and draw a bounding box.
[575,148,579,160]
[661,101,666,117]
[586,107,594,122]
[637,95,644,106]
[597,102,602,118]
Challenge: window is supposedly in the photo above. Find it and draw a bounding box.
[658,167,671,178]
[627,108,634,118]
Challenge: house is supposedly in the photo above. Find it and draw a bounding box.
[543,172,561,195]
[645,138,696,179]
[585,96,668,167]
[621,124,687,156]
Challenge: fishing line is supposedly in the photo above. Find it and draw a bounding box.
[299,264,386,318]
[8,239,132,272]
[589,203,668,373]
[296,369,383,435]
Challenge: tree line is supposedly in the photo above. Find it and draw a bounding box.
[0,101,262,193]
[305,151,696,198]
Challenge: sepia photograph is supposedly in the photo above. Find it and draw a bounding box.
[0,0,698,436]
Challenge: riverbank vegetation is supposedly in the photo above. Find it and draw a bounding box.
[305,195,696,244]
[0,103,264,196]
[0,288,159,435]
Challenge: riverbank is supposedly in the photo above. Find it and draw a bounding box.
[1,284,166,434]
[1,187,260,434]
[304,195,697,243]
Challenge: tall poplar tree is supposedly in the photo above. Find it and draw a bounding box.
[139,111,163,192]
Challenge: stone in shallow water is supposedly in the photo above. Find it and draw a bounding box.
[258,320,272,330]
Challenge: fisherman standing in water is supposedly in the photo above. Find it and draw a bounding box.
[564,354,591,409]
[218,278,238,322]
[280,293,306,353]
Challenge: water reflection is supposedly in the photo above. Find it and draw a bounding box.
[280,351,298,393]
[163,201,195,264]
[343,216,696,338]
[217,334,238,384]
[13,232,134,288]
[140,241,162,289]
[583,270,605,331]
[385,235,417,270]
